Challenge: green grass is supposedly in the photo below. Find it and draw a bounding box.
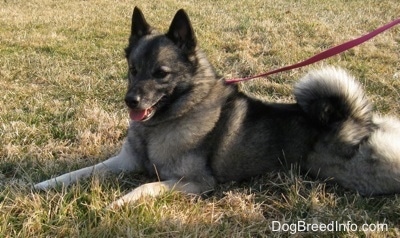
[1,0,400,236]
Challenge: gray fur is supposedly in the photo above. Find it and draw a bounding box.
[35,7,400,206]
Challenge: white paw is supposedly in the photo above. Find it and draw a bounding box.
[107,181,171,209]
[34,180,52,191]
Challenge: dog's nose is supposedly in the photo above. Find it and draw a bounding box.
[125,95,141,108]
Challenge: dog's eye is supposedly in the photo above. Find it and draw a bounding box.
[129,65,138,76]
[153,68,170,79]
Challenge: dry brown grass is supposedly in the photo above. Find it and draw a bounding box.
[1,0,399,237]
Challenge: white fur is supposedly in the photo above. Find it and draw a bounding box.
[34,141,139,191]
[34,140,205,207]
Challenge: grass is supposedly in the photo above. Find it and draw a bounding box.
[1,0,399,236]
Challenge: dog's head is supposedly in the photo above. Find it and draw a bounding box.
[124,7,216,124]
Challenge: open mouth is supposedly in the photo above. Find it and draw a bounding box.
[129,107,156,122]
[128,95,167,122]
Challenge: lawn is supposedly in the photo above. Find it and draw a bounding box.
[1,0,399,237]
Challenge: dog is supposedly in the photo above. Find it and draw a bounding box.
[35,7,400,207]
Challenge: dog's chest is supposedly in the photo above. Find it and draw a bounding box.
[147,123,194,160]
[143,112,219,178]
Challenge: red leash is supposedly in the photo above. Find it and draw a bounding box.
[225,17,400,84]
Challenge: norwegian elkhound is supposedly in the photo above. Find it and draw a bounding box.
[35,7,400,207]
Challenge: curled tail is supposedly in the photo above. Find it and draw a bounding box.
[294,67,373,144]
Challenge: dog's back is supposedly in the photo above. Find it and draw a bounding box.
[209,92,318,182]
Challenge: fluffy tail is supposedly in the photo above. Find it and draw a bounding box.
[294,67,373,144]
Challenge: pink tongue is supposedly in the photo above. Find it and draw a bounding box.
[129,109,150,121]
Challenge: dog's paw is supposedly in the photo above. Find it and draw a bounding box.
[107,198,126,210]
[33,181,50,191]
[107,181,172,209]
[107,190,144,209]
[33,179,58,191]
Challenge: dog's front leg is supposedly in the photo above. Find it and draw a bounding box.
[109,179,204,208]
[34,140,142,190]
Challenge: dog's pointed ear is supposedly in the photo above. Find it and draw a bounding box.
[126,7,153,58]
[130,7,152,43]
[166,9,197,54]
[131,7,151,37]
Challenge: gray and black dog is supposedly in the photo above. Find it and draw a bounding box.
[35,7,400,207]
